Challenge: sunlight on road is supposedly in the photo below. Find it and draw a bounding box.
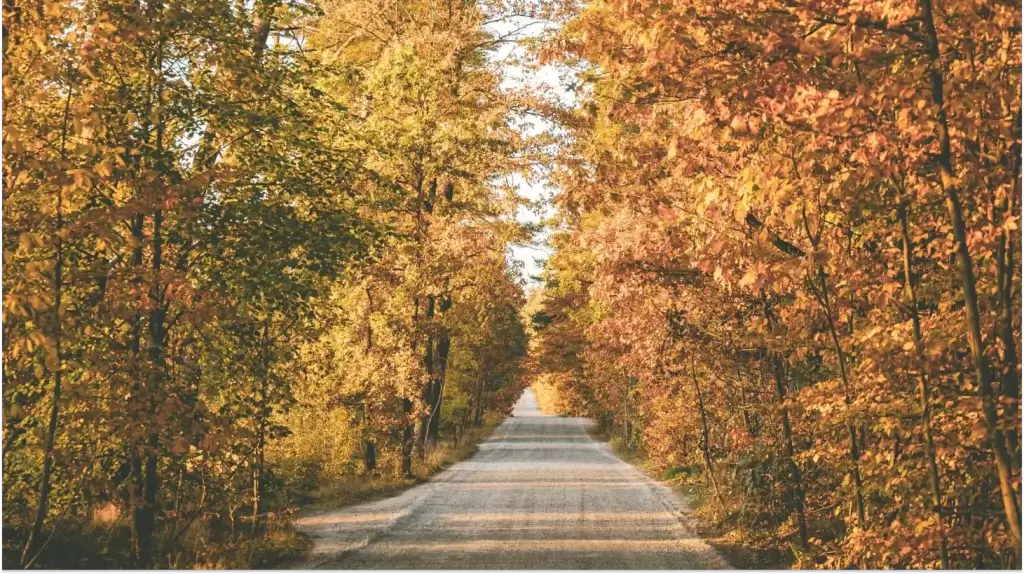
[296,390,727,569]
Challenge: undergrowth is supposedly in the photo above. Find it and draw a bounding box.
[3,415,504,569]
[596,423,796,569]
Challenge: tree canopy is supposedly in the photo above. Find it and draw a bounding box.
[2,0,1021,569]
[530,0,1021,567]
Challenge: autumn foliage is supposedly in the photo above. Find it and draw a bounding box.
[3,0,1021,569]
[2,0,531,568]
[530,0,1022,568]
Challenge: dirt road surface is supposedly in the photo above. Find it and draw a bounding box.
[295,389,728,569]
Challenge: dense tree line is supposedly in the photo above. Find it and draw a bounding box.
[2,0,533,567]
[531,0,1021,568]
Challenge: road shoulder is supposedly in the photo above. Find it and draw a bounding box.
[586,424,790,569]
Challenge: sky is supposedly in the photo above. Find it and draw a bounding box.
[484,17,576,289]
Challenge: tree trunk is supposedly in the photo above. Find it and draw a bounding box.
[20,62,73,568]
[405,289,423,478]
[473,378,485,426]
[415,180,439,455]
[252,328,269,532]
[127,212,147,567]
[252,436,264,532]
[898,203,950,568]
[427,296,452,446]
[418,296,436,456]
[691,363,725,513]
[623,382,630,444]
[402,397,414,478]
[251,0,280,61]
[138,436,159,568]
[995,110,1021,462]
[133,27,169,565]
[362,290,377,475]
[740,387,752,437]
[136,206,166,568]
[772,357,809,550]
[428,184,455,444]
[813,266,867,526]
[364,440,377,473]
[918,0,1022,544]
[20,212,64,566]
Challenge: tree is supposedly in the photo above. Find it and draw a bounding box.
[533,0,1021,566]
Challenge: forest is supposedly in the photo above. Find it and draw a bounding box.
[3,0,537,567]
[2,0,1022,570]
[529,0,1022,568]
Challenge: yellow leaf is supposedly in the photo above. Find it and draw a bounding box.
[666,136,678,159]
[29,294,45,310]
[44,345,59,371]
[95,160,114,177]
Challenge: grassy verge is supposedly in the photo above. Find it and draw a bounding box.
[677,483,794,570]
[588,424,793,570]
[2,510,318,569]
[2,419,506,569]
[296,416,503,512]
[218,517,314,569]
[263,414,505,566]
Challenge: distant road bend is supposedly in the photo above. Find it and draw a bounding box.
[295,390,728,569]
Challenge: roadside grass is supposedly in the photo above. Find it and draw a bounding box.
[4,509,317,569]
[586,424,794,570]
[679,483,794,570]
[197,515,313,569]
[265,414,506,566]
[294,415,503,512]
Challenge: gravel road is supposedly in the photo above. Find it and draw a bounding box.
[295,389,728,569]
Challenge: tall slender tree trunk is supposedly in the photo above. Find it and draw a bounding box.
[363,291,377,474]
[136,36,170,564]
[415,180,438,456]
[136,25,170,557]
[918,0,1022,544]
[252,322,269,532]
[364,441,377,473]
[995,110,1021,462]
[690,362,725,512]
[473,378,485,426]
[813,266,867,526]
[771,357,809,549]
[425,183,457,445]
[623,379,631,444]
[136,206,166,568]
[405,293,421,478]
[898,203,950,568]
[252,422,265,531]
[739,386,754,438]
[427,295,452,446]
[402,398,414,478]
[420,181,455,450]
[759,295,809,549]
[127,211,147,567]
[20,62,74,568]
[251,0,280,61]
[418,296,436,456]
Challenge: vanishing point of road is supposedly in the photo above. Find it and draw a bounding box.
[295,389,728,569]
